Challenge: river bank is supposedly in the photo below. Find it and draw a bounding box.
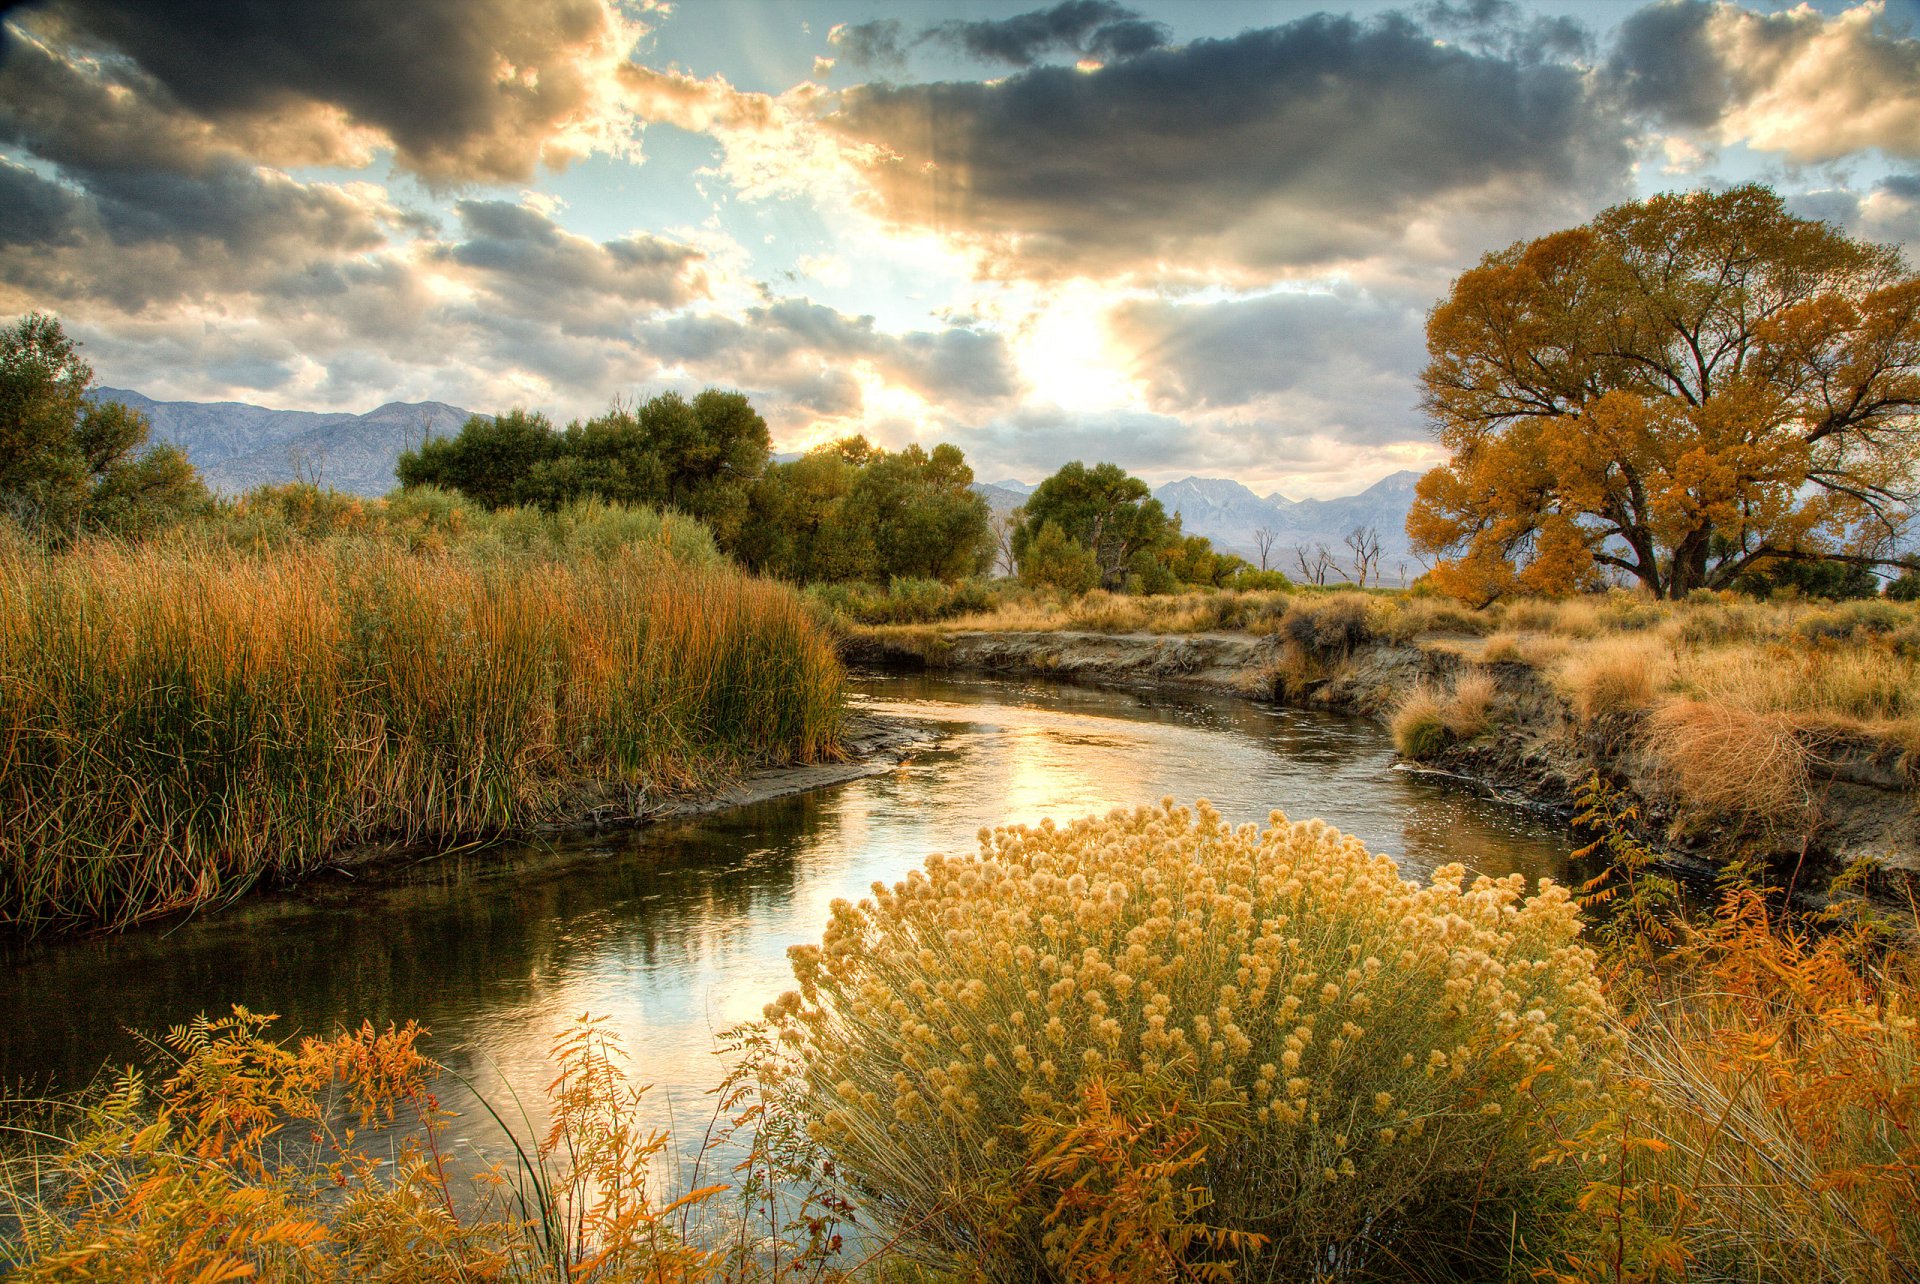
[842,624,1920,877]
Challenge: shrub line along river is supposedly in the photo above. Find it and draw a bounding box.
[1,672,1576,1173]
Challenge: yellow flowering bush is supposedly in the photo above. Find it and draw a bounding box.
[771,799,1612,1279]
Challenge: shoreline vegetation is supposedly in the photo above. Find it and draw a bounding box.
[4,801,1915,1281]
[0,488,844,935]
[833,582,1920,878]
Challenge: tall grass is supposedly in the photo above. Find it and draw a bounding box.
[0,530,843,933]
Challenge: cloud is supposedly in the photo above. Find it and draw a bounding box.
[828,19,909,71]
[825,13,1631,279]
[924,1,1169,67]
[1788,174,1920,254]
[438,200,710,333]
[1606,0,1920,162]
[638,298,1018,415]
[1110,290,1425,428]
[2,0,649,182]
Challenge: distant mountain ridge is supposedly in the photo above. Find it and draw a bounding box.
[94,388,478,497]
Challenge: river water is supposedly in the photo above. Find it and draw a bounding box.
[0,672,1577,1173]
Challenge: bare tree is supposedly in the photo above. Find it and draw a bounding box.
[990,509,1021,578]
[1293,543,1345,587]
[1343,525,1382,587]
[288,443,327,488]
[1253,525,1279,572]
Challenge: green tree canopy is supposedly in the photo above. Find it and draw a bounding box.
[1408,185,1920,603]
[0,313,206,538]
[396,390,771,551]
[1012,461,1175,590]
[738,437,993,584]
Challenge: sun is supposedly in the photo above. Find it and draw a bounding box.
[1012,281,1141,411]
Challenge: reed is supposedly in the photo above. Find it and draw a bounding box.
[0,530,844,933]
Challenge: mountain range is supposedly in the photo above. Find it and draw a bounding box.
[97,388,1421,580]
[97,388,475,499]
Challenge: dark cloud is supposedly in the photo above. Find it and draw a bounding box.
[440,201,709,333]
[925,1,1168,67]
[2,0,637,181]
[828,18,908,71]
[1603,0,1728,129]
[1419,0,1590,64]
[829,2,1166,73]
[827,13,1629,276]
[1603,1,1920,161]
[0,159,85,247]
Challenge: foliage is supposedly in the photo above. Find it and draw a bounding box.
[0,313,207,540]
[771,800,1610,1280]
[738,437,994,585]
[1013,462,1176,591]
[0,527,843,932]
[0,1009,865,1283]
[203,483,725,566]
[805,577,998,626]
[1018,519,1102,594]
[1546,876,1920,1284]
[1409,184,1920,603]
[1886,569,1920,602]
[1731,554,1882,601]
[396,390,771,551]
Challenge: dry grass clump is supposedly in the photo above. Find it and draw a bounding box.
[1281,591,1379,659]
[1481,629,1571,667]
[0,535,844,932]
[1390,671,1498,757]
[1642,700,1812,831]
[773,799,1609,1279]
[1553,635,1670,721]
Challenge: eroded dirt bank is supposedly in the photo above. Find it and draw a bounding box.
[842,628,1920,875]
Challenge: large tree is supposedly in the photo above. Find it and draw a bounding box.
[737,437,993,584]
[1012,461,1174,590]
[1408,185,1920,602]
[0,313,205,538]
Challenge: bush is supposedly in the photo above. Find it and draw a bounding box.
[1019,520,1100,594]
[805,576,998,626]
[1226,568,1292,592]
[1281,592,1375,659]
[773,800,1609,1279]
[1887,571,1920,602]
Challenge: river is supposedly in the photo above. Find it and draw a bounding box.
[0,672,1577,1176]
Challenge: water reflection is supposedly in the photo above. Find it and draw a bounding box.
[1,673,1576,1166]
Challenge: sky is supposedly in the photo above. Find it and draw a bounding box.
[1,0,1918,496]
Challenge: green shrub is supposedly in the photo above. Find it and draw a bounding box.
[774,800,1610,1279]
[1019,520,1101,594]
[1227,568,1293,592]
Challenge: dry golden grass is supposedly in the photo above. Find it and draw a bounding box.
[1642,699,1812,830]
[0,533,844,932]
[1553,635,1670,720]
[1391,669,1498,756]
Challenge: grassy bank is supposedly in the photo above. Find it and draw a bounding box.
[0,500,844,934]
[834,583,1920,860]
[4,801,1913,1281]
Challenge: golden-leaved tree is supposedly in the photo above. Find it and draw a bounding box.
[1407,185,1920,602]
